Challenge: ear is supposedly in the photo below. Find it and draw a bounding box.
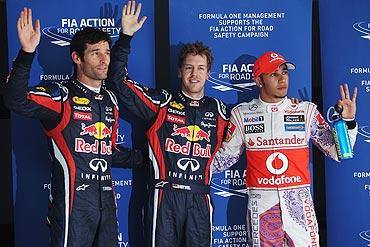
[255,76,262,88]
[177,68,182,79]
[71,51,82,65]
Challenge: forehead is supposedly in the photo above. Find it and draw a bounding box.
[183,54,208,66]
[84,41,110,51]
[268,63,288,74]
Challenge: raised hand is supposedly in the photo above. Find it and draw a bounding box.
[121,1,147,36]
[17,8,41,53]
[337,83,357,120]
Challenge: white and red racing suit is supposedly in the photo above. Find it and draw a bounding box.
[212,97,357,247]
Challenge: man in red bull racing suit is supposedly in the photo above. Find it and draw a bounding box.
[105,2,229,246]
[3,8,142,247]
[212,51,358,247]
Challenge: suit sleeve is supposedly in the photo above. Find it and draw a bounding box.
[111,145,144,168]
[3,49,62,122]
[106,34,167,122]
[212,107,245,173]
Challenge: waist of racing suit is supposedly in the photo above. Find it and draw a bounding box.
[150,179,210,194]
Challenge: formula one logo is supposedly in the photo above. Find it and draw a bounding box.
[359,229,370,245]
[353,21,370,40]
[177,158,200,172]
[89,158,108,172]
[80,122,112,140]
[42,4,121,46]
[171,124,210,142]
[358,125,370,144]
[208,54,257,92]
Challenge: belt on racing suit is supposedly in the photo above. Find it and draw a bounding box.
[151,179,210,194]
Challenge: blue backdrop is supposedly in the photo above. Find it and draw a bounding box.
[168,0,312,246]
[6,1,154,246]
[319,0,370,246]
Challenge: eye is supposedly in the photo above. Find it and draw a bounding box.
[282,70,288,75]
[270,73,277,77]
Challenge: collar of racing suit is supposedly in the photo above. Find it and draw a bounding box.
[178,91,206,106]
[71,79,106,100]
[258,96,289,112]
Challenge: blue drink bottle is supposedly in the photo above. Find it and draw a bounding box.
[331,105,353,160]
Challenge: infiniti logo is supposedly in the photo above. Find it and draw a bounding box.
[177,158,200,172]
[89,158,108,172]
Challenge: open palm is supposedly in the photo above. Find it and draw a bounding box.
[17,8,40,53]
[121,1,147,36]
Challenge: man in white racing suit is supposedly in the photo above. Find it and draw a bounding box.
[212,51,358,247]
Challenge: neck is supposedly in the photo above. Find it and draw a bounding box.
[76,74,102,89]
[181,90,204,100]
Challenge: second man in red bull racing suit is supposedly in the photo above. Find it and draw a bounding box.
[106,2,229,246]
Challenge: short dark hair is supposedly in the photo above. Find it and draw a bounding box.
[178,41,213,71]
[70,27,111,73]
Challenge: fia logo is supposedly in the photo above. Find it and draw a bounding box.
[353,21,370,40]
[358,125,370,144]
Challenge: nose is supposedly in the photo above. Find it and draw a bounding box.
[100,53,109,64]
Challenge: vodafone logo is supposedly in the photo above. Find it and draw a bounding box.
[266,152,288,175]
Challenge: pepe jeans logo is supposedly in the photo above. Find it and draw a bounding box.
[353,21,370,40]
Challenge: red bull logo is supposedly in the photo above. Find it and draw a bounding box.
[80,122,112,140]
[171,124,210,142]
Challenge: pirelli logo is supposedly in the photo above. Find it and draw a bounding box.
[245,123,264,134]
[284,115,305,122]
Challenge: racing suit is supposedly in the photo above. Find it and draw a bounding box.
[106,34,229,247]
[4,50,143,247]
[212,97,357,247]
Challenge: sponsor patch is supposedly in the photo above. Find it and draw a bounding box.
[170,101,185,110]
[73,111,92,121]
[243,116,264,123]
[224,122,236,142]
[284,115,305,122]
[73,96,90,105]
[245,123,264,134]
[284,124,305,131]
[167,114,185,125]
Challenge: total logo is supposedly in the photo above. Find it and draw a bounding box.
[80,122,112,140]
[171,124,210,142]
[177,158,200,172]
[89,158,108,172]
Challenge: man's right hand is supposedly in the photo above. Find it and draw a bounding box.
[121,1,147,36]
[17,8,40,53]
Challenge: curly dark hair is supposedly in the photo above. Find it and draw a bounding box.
[177,41,213,71]
[69,27,111,74]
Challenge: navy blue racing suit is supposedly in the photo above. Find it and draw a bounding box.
[106,34,229,247]
[4,49,143,247]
